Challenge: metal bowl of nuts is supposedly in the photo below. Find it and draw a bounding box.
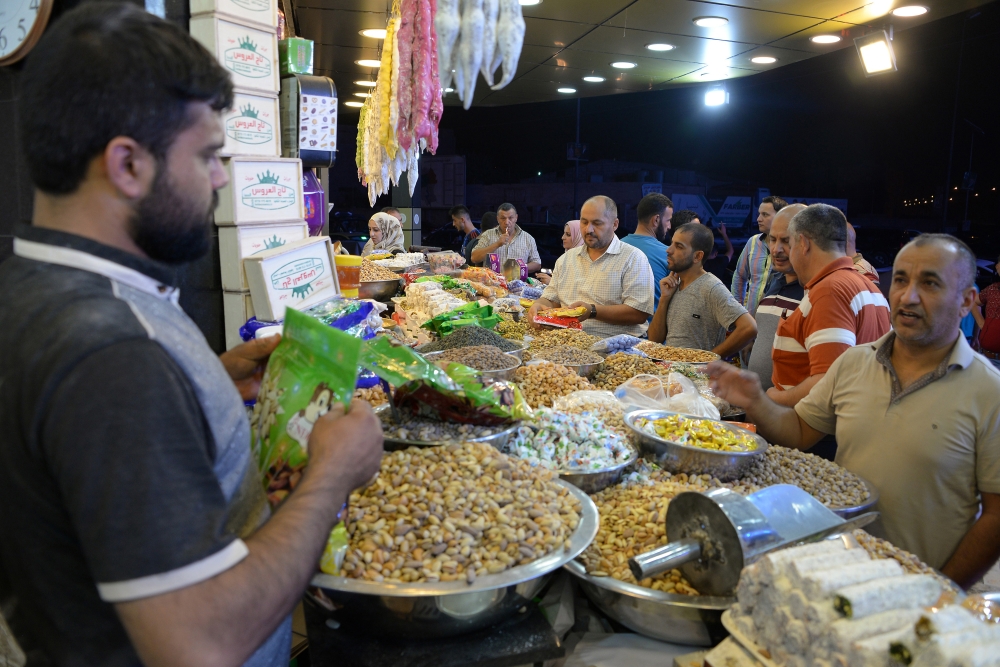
[309,480,599,638]
[563,559,733,646]
[359,278,403,302]
[503,340,529,362]
[625,410,768,482]
[374,405,520,452]
[558,446,640,494]
[827,475,879,520]
[422,349,522,382]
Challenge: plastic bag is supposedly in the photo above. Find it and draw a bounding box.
[420,302,502,336]
[490,297,523,314]
[591,334,643,355]
[613,373,720,419]
[428,250,465,274]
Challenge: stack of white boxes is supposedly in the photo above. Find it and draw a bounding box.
[190,0,309,349]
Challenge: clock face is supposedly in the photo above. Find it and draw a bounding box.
[0,0,53,66]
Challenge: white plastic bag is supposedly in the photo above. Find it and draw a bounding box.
[590,334,643,355]
[613,373,720,419]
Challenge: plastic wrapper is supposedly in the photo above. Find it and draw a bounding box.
[533,314,583,329]
[591,334,643,355]
[361,336,531,425]
[427,250,465,273]
[460,267,507,289]
[421,302,502,336]
[490,297,523,314]
[521,285,543,300]
[319,522,350,575]
[613,372,721,419]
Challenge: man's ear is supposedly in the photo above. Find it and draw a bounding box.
[102,136,157,201]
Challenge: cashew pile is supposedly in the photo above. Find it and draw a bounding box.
[590,353,663,391]
[341,443,583,584]
[514,362,593,408]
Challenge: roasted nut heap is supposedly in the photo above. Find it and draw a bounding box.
[635,341,719,363]
[378,410,503,443]
[360,259,403,282]
[496,320,528,340]
[532,347,604,366]
[341,443,583,584]
[742,446,869,507]
[434,345,518,371]
[514,362,593,408]
[353,385,389,407]
[590,353,663,391]
[524,329,599,361]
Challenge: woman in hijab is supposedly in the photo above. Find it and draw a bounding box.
[535,220,583,284]
[361,212,406,256]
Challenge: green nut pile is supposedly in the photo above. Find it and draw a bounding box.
[341,443,583,584]
[742,446,869,508]
[496,320,528,340]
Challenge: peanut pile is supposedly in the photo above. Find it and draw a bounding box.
[341,443,583,584]
[360,259,403,282]
[353,385,389,407]
[514,362,593,408]
[590,353,664,391]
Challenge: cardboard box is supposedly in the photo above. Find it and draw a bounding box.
[191,0,278,32]
[223,291,255,350]
[215,156,304,225]
[190,14,279,95]
[244,236,340,321]
[222,91,281,157]
[219,221,309,290]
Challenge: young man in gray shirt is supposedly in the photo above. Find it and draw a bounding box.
[648,224,757,357]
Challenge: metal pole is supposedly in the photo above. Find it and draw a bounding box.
[574,97,580,218]
[942,14,976,229]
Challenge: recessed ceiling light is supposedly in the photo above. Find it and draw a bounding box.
[751,56,777,64]
[444,87,455,92]
[693,16,728,28]
[518,0,541,5]
[355,80,377,87]
[810,35,841,44]
[646,43,675,52]
[344,101,364,107]
[611,61,637,69]
[354,92,371,98]
[558,87,577,93]
[355,59,382,67]
[359,29,387,39]
[582,75,605,82]
[892,5,928,16]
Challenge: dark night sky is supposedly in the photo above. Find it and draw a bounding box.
[420,2,1000,225]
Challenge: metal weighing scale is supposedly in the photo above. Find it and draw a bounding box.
[630,484,879,596]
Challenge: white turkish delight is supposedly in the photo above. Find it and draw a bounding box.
[834,574,942,619]
[799,559,904,601]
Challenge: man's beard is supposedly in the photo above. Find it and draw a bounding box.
[669,254,694,273]
[131,168,216,264]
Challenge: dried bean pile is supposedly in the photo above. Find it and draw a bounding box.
[341,443,583,584]
[433,345,519,371]
[360,259,402,282]
[532,347,603,366]
[635,341,719,363]
[377,409,505,443]
[514,362,593,408]
[742,445,869,507]
[590,353,663,391]
[421,325,521,352]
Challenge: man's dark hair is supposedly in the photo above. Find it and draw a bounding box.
[498,203,516,214]
[677,223,714,260]
[908,234,977,290]
[636,193,673,223]
[449,205,470,219]
[788,204,847,253]
[382,206,402,215]
[671,210,701,228]
[19,2,234,195]
[481,211,498,230]
[762,196,788,212]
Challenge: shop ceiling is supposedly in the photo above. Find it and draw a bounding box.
[292,0,983,108]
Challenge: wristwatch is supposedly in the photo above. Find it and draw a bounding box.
[589,303,597,319]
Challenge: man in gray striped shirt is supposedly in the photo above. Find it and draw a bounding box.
[470,203,542,273]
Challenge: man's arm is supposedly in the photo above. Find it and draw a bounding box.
[470,231,504,264]
[707,361,825,450]
[713,313,757,358]
[220,336,282,400]
[525,237,542,274]
[972,293,985,329]
[766,373,826,407]
[940,492,1000,589]
[116,404,383,667]
[730,242,751,303]
[719,224,735,261]
[647,273,681,344]
[568,302,649,326]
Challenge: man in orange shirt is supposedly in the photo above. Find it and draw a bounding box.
[770,204,891,407]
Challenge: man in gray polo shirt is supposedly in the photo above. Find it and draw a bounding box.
[709,235,1000,588]
[648,224,757,358]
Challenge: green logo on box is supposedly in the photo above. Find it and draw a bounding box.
[225,37,271,79]
[227,105,273,145]
[271,257,325,299]
[231,0,269,11]
[242,171,296,210]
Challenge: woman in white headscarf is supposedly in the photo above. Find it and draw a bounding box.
[361,212,406,256]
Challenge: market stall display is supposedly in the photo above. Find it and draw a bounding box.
[514,361,593,408]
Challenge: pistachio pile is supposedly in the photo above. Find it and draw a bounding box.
[634,341,719,363]
[590,353,663,391]
[524,329,599,361]
[742,446,870,507]
[341,443,583,584]
[532,347,604,367]
[514,362,593,408]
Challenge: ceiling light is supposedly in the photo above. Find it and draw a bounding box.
[611,61,637,69]
[355,59,382,67]
[693,16,728,28]
[705,86,728,107]
[359,29,387,39]
[355,80,377,87]
[751,56,777,64]
[558,87,576,93]
[518,0,541,5]
[892,5,928,16]
[354,92,371,98]
[444,87,455,92]
[344,101,364,107]
[582,75,605,82]
[646,43,675,51]
[854,30,897,76]
[811,35,841,44]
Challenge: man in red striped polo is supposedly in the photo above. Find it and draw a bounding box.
[770,204,891,407]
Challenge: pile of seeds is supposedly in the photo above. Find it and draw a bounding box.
[360,259,403,282]
[341,443,583,584]
[514,362,593,408]
[433,345,518,371]
[420,325,522,353]
[590,353,663,391]
[532,347,604,367]
[742,445,870,507]
[496,320,528,340]
[353,385,389,406]
[634,341,719,363]
[378,409,506,443]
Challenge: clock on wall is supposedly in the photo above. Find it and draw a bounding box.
[0,0,55,66]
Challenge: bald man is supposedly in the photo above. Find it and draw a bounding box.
[846,222,879,285]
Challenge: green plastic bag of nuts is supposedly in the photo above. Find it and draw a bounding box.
[250,308,362,507]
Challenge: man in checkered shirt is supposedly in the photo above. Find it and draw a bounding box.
[527,196,655,338]
[470,203,542,273]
